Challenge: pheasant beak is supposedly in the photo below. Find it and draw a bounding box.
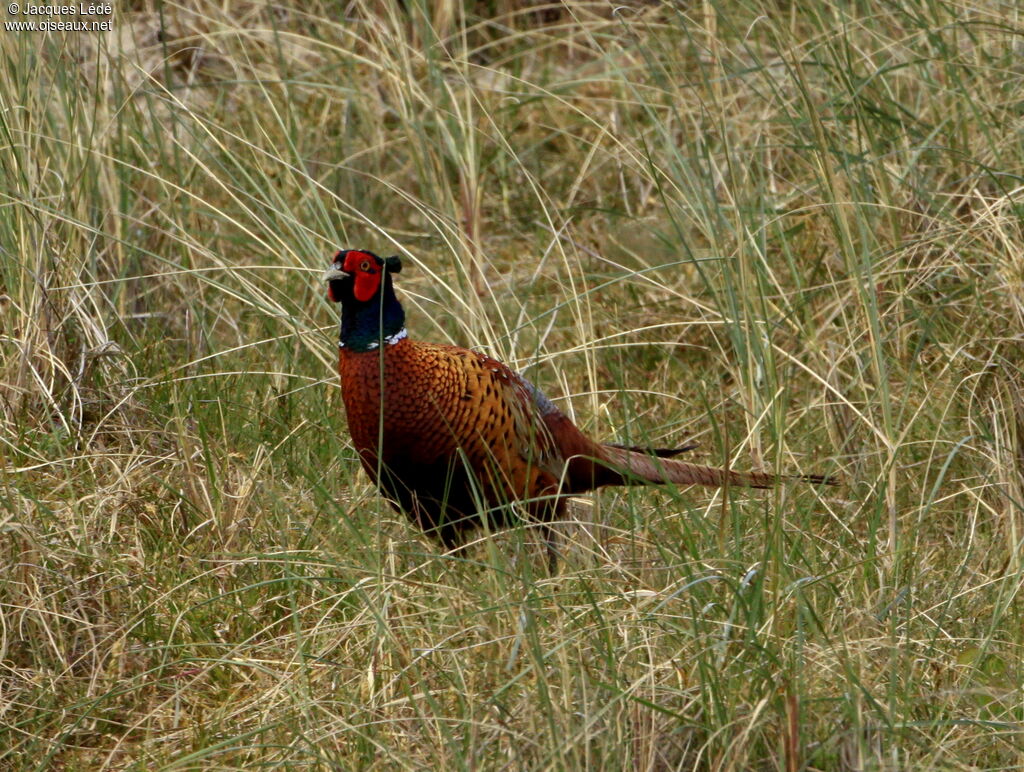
[323,265,350,282]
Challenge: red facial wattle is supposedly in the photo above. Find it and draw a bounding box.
[342,250,382,302]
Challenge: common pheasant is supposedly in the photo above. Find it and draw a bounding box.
[325,249,835,569]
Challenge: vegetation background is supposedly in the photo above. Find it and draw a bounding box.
[2,0,1023,768]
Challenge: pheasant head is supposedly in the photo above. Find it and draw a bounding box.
[325,249,406,352]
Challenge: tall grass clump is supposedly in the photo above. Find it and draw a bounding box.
[1,0,1023,768]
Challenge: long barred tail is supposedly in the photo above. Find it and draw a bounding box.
[599,445,838,489]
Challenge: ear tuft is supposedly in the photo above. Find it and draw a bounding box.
[384,255,402,274]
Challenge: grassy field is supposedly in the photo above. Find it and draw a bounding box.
[2,0,1023,768]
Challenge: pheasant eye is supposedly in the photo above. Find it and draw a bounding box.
[360,260,371,271]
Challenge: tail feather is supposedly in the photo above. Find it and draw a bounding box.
[598,444,838,489]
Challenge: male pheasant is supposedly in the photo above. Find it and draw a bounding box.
[326,249,835,569]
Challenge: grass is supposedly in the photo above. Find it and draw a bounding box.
[2,0,1023,768]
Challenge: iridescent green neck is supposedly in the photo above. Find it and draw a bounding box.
[339,279,406,352]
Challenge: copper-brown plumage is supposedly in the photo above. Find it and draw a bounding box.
[326,249,836,567]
